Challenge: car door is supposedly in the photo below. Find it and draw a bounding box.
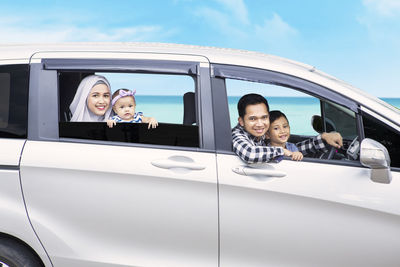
[217,155,400,267]
[19,54,218,267]
[211,65,400,267]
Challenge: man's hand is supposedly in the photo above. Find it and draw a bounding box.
[321,132,343,149]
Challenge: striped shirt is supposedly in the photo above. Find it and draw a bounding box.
[110,112,143,123]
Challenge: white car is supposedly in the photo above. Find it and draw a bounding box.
[0,43,399,267]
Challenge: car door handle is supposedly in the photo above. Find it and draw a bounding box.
[151,156,206,170]
[232,166,286,177]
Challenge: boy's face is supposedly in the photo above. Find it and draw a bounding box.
[113,96,136,120]
[238,103,269,138]
[267,116,290,147]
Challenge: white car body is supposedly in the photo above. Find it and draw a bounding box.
[0,43,399,267]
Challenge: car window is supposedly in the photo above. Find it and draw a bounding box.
[363,113,400,168]
[226,79,320,136]
[0,64,29,139]
[225,77,360,162]
[322,100,357,140]
[58,71,199,148]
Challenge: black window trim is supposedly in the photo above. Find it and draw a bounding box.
[42,58,199,75]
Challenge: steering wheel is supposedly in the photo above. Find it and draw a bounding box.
[319,145,337,160]
[319,136,360,161]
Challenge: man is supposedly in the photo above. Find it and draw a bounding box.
[232,93,343,163]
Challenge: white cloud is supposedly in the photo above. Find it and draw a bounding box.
[363,0,400,17]
[194,7,247,39]
[254,13,298,43]
[194,5,299,50]
[0,16,174,43]
[358,0,400,47]
[215,0,249,25]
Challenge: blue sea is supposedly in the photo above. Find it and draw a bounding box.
[135,96,400,135]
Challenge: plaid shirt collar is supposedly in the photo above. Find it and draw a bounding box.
[234,124,266,145]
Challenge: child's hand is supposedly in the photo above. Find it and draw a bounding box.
[283,148,292,157]
[107,120,116,128]
[147,117,158,129]
[291,151,303,161]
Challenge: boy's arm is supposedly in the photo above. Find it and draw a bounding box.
[232,127,284,163]
[291,151,304,161]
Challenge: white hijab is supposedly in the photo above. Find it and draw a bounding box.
[69,75,112,122]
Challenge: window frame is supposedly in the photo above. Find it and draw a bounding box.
[28,58,215,152]
[360,107,400,171]
[211,64,366,167]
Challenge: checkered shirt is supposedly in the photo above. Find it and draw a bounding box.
[232,124,327,164]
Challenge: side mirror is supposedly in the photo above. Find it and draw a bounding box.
[360,138,392,184]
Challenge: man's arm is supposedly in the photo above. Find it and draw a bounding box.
[296,132,343,156]
[296,135,327,156]
[321,132,343,148]
[232,127,284,163]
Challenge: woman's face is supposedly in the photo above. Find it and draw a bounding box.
[87,84,111,116]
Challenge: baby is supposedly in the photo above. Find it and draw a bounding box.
[267,110,303,161]
[107,89,158,129]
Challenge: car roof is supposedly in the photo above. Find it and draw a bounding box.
[1,42,399,126]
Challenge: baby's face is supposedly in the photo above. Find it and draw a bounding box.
[267,116,290,147]
[113,96,136,121]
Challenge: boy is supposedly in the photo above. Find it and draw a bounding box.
[267,110,303,161]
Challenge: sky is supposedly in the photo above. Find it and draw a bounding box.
[1,0,400,97]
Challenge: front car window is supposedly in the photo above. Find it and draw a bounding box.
[220,66,361,163]
[225,78,357,160]
[226,79,320,136]
[322,101,357,140]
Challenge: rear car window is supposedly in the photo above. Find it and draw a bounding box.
[58,71,199,148]
[0,64,29,138]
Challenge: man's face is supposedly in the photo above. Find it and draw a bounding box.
[238,103,269,138]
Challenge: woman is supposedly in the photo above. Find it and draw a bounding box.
[69,75,112,122]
